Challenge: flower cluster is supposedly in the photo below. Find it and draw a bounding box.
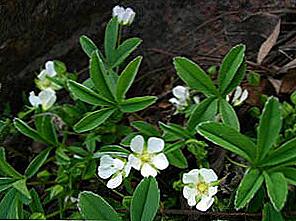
[226,86,248,106]
[98,135,169,189]
[29,61,58,111]
[112,5,135,26]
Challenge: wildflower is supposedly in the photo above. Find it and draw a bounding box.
[128,135,169,177]
[29,89,57,111]
[36,61,62,90]
[169,85,190,111]
[182,168,218,211]
[112,5,135,25]
[226,86,248,106]
[98,155,131,189]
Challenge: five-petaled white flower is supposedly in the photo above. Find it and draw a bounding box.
[226,86,248,106]
[169,85,190,110]
[98,155,131,189]
[128,135,169,177]
[182,168,218,211]
[29,89,57,111]
[36,61,61,90]
[112,5,135,26]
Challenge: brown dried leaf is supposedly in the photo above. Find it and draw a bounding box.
[257,19,281,64]
[279,58,296,73]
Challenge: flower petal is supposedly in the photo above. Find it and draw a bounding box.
[113,158,125,170]
[123,162,132,177]
[187,195,197,207]
[45,61,57,77]
[130,135,144,153]
[100,155,114,167]
[172,85,189,101]
[29,91,41,107]
[232,86,242,103]
[39,89,56,110]
[147,137,164,153]
[195,196,214,212]
[107,173,123,189]
[183,186,197,200]
[199,168,218,183]
[128,154,141,170]
[151,153,169,170]
[208,186,218,197]
[112,5,124,17]
[169,98,180,106]
[182,169,199,184]
[140,163,157,177]
[37,70,47,81]
[98,166,115,179]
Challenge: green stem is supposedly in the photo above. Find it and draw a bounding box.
[225,155,248,168]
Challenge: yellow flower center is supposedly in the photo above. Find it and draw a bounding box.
[196,182,208,194]
[140,152,152,163]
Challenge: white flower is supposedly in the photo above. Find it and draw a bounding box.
[226,86,248,106]
[169,85,190,110]
[29,89,57,111]
[128,135,169,177]
[36,61,61,90]
[182,168,218,211]
[98,155,131,189]
[112,5,135,25]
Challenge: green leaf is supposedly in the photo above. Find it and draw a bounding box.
[12,179,31,200]
[111,38,142,68]
[262,203,284,221]
[131,121,161,137]
[218,44,245,94]
[257,97,282,162]
[93,145,130,158]
[78,191,121,221]
[197,122,256,162]
[14,118,48,144]
[222,62,246,96]
[104,18,119,63]
[159,122,193,140]
[219,98,240,131]
[272,167,296,185]
[35,115,58,146]
[187,97,218,131]
[131,177,160,221]
[74,108,116,133]
[119,96,157,113]
[173,57,218,96]
[29,188,44,213]
[164,141,186,154]
[264,172,288,211]
[116,56,142,100]
[260,137,296,167]
[80,35,98,58]
[0,147,23,179]
[166,149,188,169]
[0,188,20,219]
[67,80,113,106]
[235,169,264,209]
[25,147,51,178]
[0,178,16,192]
[90,51,115,101]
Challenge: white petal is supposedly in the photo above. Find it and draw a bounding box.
[187,195,197,207]
[151,153,169,170]
[112,5,124,17]
[226,94,230,102]
[29,91,41,107]
[232,86,242,103]
[195,196,214,211]
[45,61,57,77]
[240,89,248,103]
[39,89,56,110]
[193,96,200,104]
[107,174,123,189]
[113,158,125,170]
[182,169,199,184]
[169,98,180,106]
[199,168,218,183]
[130,135,144,153]
[128,154,141,170]
[123,162,131,177]
[140,163,157,177]
[147,137,164,153]
[98,166,115,179]
[100,155,114,167]
[183,186,197,200]
[127,9,135,25]
[172,86,189,101]
[208,186,218,197]
[38,70,47,80]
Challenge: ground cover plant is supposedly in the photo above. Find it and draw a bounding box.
[1,4,296,221]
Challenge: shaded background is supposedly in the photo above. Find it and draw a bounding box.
[1,0,296,113]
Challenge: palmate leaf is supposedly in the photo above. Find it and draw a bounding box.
[173,57,218,97]
[130,177,160,221]
[197,122,256,162]
[159,122,193,140]
[166,149,188,169]
[257,97,282,162]
[12,179,31,200]
[219,98,240,131]
[131,121,161,137]
[235,168,264,209]
[78,191,121,221]
[0,188,20,219]
[119,96,157,113]
[218,44,245,94]
[263,172,288,211]
[74,108,116,133]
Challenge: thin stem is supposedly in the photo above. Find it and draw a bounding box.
[225,155,248,168]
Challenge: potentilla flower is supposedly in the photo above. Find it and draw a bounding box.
[169,85,190,111]
[98,155,131,189]
[226,86,248,106]
[36,61,62,90]
[128,135,169,177]
[29,89,57,111]
[182,168,218,211]
[112,5,135,25]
